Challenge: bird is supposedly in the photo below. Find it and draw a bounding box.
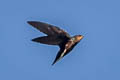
[27,21,84,65]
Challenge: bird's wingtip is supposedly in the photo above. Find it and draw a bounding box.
[27,21,41,26]
[51,57,62,66]
[51,63,55,66]
[51,60,56,66]
[27,21,33,24]
[31,38,39,43]
[31,38,35,42]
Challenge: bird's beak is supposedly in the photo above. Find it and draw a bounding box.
[76,35,84,41]
[80,35,84,39]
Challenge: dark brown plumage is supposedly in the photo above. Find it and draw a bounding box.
[27,21,83,65]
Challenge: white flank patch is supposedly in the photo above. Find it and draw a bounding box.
[60,49,67,58]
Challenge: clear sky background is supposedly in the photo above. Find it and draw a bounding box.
[0,0,120,80]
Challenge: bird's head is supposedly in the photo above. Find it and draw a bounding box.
[73,35,84,42]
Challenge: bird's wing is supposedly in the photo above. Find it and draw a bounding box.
[27,21,70,38]
[32,36,63,45]
[52,41,79,65]
[52,47,67,65]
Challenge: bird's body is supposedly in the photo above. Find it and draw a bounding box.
[27,21,83,65]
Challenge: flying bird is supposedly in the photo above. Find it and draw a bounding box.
[27,21,83,65]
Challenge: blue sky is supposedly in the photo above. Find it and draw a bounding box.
[0,0,120,80]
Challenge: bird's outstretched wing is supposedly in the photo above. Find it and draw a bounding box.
[27,21,70,38]
[32,36,64,45]
[52,47,66,65]
[52,41,80,65]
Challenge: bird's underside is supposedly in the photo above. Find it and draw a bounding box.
[27,21,83,65]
